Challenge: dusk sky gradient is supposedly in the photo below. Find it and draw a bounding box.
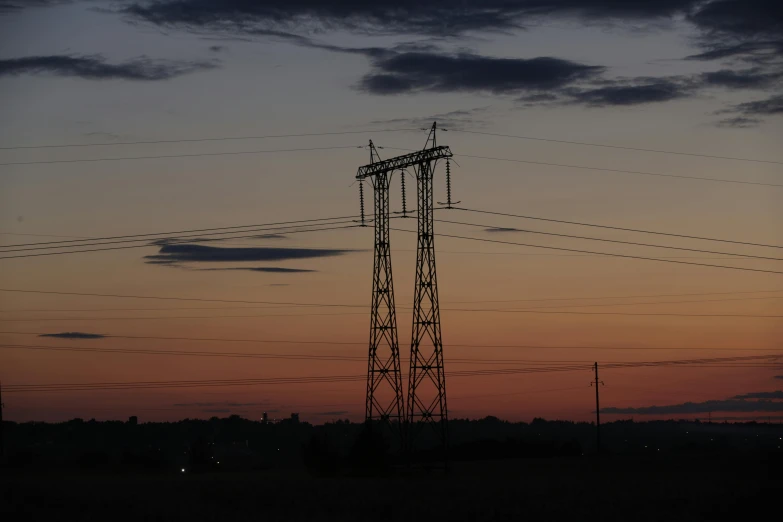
[1,0,781,424]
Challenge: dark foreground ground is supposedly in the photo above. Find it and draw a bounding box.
[1,454,779,521]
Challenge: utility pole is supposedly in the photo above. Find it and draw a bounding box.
[591,363,603,455]
[0,381,4,458]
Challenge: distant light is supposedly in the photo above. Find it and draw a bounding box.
[181,468,185,473]
[217,461,220,464]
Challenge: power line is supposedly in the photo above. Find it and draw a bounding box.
[3,294,780,314]
[4,355,778,393]
[5,127,776,166]
[0,220,359,254]
[390,227,783,275]
[435,218,783,262]
[381,147,781,187]
[0,129,416,151]
[446,289,783,304]
[2,307,781,322]
[0,214,359,249]
[0,224,360,259]
[1,288,779,312]
[0,145,363,167]
[1,331,779,351]
[451,207,783,250]
[447,129,783,165]
[446,308,783,319]
[0,343,599,365]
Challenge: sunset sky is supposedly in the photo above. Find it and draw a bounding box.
[1,1,781,424]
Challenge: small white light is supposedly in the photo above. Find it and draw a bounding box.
[181,468,185,473]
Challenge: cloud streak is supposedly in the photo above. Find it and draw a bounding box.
[38,332,106,339]
[727,94,783,115]
[484,227,522,233]
[198,267,316,273]
[359,52,604,95]
[145,244,356,264]
[602,399,783,415]
[734,391,783,400]
[174,401,271,407]
[0,54,217,81]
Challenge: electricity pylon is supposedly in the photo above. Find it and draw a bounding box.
[406,123,450,461]
[355,127,453,460]
[357,141,405,434]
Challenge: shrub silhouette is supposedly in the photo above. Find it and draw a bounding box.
[301,433,341,477]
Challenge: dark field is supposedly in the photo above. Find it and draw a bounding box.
[2,455,779,521]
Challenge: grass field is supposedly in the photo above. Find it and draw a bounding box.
[2,454,778,521]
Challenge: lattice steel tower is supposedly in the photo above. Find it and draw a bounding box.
[357,141,405,430]
[355,129,453,456]
[406,123,452,456]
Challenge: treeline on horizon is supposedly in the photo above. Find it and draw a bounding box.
[2,415,781,474]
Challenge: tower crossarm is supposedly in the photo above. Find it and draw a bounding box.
[356,146,453,180]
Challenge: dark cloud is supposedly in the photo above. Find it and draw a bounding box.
[734,391,783,400]
[123,1,699,37]
[145,243,356,264]
[0,0,70,14]
[123,1,515,37]
[567,78,693,106]
[700,68,783,89]
[602,399,783,415]
[202,408,231,413]
[199,267,316,273]
[359,52,603,95]
[208,45,224,52]
[313,410,350,416]
[0,54,217,81]
[518,92,559,102]
[715,116,762,128]
[267,283,290,287]
[727,94,783,115]
[38,332,106,339]
[685,40,783,64]
[776,375,783,380]
[484,227,522,233]
[688,0,783,40]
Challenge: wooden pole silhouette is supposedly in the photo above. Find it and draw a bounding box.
[592,363,603,455]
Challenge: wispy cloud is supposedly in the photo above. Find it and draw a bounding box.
[198,267,316,273]
[38,332,105,339]
[367,106,492,130]
[0,55,218,81]
[715,116,762,128]
[734,391,783,400]
[602,398,783,415]
[173,401,271,408]
[484,227,522,233]
[145,244,357,264]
